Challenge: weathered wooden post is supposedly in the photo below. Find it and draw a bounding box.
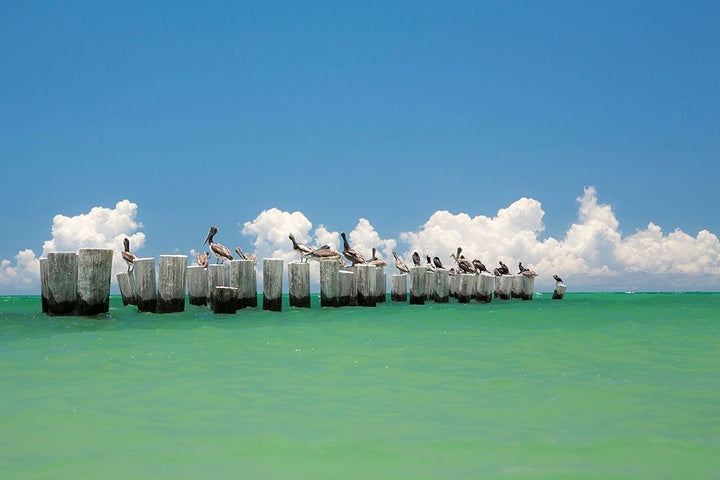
[425,270,435,301]
[77,248,113,316]
[186,266,208,306]
[495,274,513,300]
[231,259,257,308]
[520,275,535,300]
[356,264,377,307]
[319,259,340,307]
[213,286,238,314]
[434,269,449,303]
[476,272,494,303]
[391,274,407,302]
[288,261,311,308]
[262,258,283,311]
[449,273,458,298]
[43,252,78,316]
[511,275,523,299]
[116,271,136,306]
[409,266,426,305]
[457,273,475,303]
[339,269,355,306]
[133,258,157,312]
[208,263,230,308]
[375,266,386,303]
[343,266,359,306]
[40,258,48,313]
[552,282,567,300]
[157,255,187,313]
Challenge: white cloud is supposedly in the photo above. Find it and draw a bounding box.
[0,200,144,293]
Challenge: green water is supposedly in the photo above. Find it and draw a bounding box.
[1,293,718,479]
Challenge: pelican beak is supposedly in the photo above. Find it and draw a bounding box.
[202,230,211,246]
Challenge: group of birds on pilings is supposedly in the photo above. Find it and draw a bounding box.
[288,232,387,268]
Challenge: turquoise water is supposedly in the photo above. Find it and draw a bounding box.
[1,293,718,479]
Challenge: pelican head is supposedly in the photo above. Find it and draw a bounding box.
[203,225,218,246]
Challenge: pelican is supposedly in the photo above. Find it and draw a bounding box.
[498,261,510,275]
[473,259,488,273]
[202,225,233,263]
[553,274,564,283]
[197,251,209,268]
[392,251,410,274]
[307,245,344,264]
[425,255,436,271]
[340,231,365,265]
[518,262,527,273]
[367,247,387,268]
[288,233,313,262]
[412,251,421,267]
[121,237,137,272]
[433,256,444,270]
[451,251,476,274]
[234,247,258,266]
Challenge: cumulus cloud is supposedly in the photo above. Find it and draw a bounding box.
[0,200,144,293]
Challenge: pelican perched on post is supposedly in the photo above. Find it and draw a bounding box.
[340,231,365,265]
[518,262,538,276]
[288,233,313,262]
[306,245,344,265]
[121,237,137,272]
[197,251,209,268]
[498,261,510,275]
[412,252,421,267]
[367,247,387,268]
[202,225,233,263]
[433,256,444,270]
[425,255,436,271]
[473,259,488,273]
[553,274,564,284]
[392,251,410,274]
[235,247,257,266]
[451,247,476,274]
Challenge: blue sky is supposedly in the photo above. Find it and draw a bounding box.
[1,1,719,293]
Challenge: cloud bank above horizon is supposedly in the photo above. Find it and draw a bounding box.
[1,187,719,293]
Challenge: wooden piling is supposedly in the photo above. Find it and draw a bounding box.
[434,269,449,303]
[213,286,238,314]
[425,270,435,301]
[39,258,48,313]
[208,263,230,308]
[520,275,535,300]
[186,266,208,306]
[511,275,523,299]
[475,272,494,303]
[457,273,475,303]
[391,274,407,302]
[157,255,187,313]
[409,266,426,305]
[495,274,513,300]
[319,259,340,307]
[375,267,386,303]
[288,262,311,308]
[343,266,359,306]
[77,248,113,316]
[231,259,257,309]
[356,264,376,307]
[339,270,355,306]
[262,258,283,311]
[449,273,458,298]
[116,271,136,306]
[133,258,157,313]
[552,283,567,300]
[43,252,78,316]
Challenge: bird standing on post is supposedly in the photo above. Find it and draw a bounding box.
[121,237,137,272]
[197,251,209,268]
[288,233,313,262]
[412,252,421,267]
[340,231,365,265]
[392,251,410,274]
[235,247,257,266]
[367,247,387,268]
[202,226,233,264]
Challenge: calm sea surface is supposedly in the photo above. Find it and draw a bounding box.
[1,293,718,479]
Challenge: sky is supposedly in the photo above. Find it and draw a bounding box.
[1,1,719,294]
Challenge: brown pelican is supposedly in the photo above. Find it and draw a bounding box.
[412,251,421,267]
[498,261,510,275]
[367,247,387,268]
[234,247,258,266]
[473,259,488,273]
[340,231,365,265]
[425,255,436,271]
[518,262,527,273]
[451,250,476,274]
[288,233,313,262]
[448,267,457,276]
[121,237,137,272]
[307,245,344,264]
[203,226,233,263]
[197,251,209,268]
[432,256,444,270]
[493,267,502,276]
[392,251,410,274]
[553,274,564,283]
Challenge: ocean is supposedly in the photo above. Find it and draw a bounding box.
[1,293,718,479]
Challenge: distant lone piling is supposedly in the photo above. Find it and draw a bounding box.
[434,269,449,303]
[457,273,475,303]
[319,259,340,307]
[208,263,230,308]
[186,266,208,306]
[43,252,78,316]
[213,286,238,314]
[133,258,157,313]
[262,258,283,311]
[552,282,567,300]
[232,259,257,309]
[409,266,426,305]
[495,274,513,300]
[356,264,377,307]
[288,262,311,308]
[116,271,136,306]
[157,255,187,313]
[391,274,407,302]
[77,248,113,316]
[476,273,494,303]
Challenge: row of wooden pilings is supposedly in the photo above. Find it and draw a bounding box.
[40,249,566,316]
